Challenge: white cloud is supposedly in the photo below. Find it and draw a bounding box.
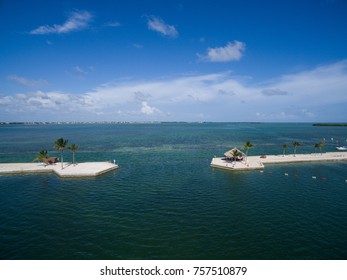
[268,60,347,105]
[134,91,151,102]
[7,75,48,87]
[141,101,161,115]
[73,66,88,75]
[0,90,99,115]
[30,10,92,35]
[0,96,13,105]
[1,60,347,121]
[146,16,178,37]
[66,65,94,80]
[25,91,71,109]
[198,41,246,62]
[261,88,289,96]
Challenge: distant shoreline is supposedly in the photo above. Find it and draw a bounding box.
[0,121,263,125]
[1,121,346,126]
[313,123,347,127]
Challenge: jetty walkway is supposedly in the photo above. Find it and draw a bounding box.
[0,162,118,178]
[211,152,347,171]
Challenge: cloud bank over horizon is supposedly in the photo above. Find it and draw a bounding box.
[1,60,347,122]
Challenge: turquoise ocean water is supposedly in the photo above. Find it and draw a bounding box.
[0,123,347,260]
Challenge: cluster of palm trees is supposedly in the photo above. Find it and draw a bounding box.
[231,140,325,160]
[282,142,301,157]
[228,141,254,163]
[34,138,79,169]
[282,141,325,157]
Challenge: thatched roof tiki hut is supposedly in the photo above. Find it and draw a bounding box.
[224,147,246,161]
[44,157,59,165]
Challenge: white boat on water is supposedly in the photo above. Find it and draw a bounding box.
[336,146,347,151]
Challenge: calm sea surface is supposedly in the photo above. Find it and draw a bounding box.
[0,123,347,259]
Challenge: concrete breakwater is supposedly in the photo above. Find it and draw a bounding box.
[0,162,118,178]
[211,152,347,171]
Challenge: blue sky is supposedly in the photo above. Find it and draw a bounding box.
[1,0,347,122]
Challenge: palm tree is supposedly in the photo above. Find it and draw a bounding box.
[293,141,301,157]
[242,141,254,163]
[54,138,69,169]
[34,150,48,162]
[282,144,288,157]
[231,149,242,162]
[68,144,79,165]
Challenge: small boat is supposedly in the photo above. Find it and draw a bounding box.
[336,146,347,151]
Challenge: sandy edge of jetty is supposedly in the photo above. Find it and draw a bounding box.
[211,152,347,171]
[0,162,118,177]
